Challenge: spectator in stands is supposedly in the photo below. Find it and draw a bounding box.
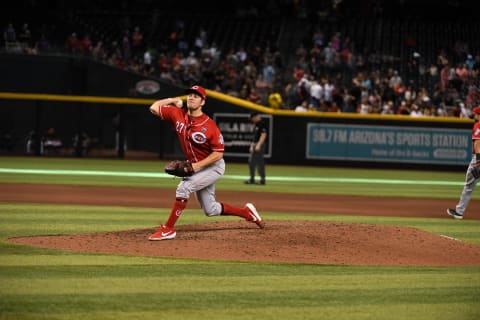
[121,31,131,63]
[327,101,340,113]
[35,33,50,53]
[324,42,337,69]
[389,70,402,90]
[368,89,382,113]
[18,23,31,51]
[248,87,262,104]
[91,41,106,60]
[404,85,416,103]
[456,63,471,92]
[80,34,92,56]
[322,77,335,104]
[427,63,439,89]
[330,32,342,52]
[381,100,394,115]
[312,28,325,48]
[65,32,81,54]
[343,86,358,113]
[449,65,462,92]
[308,77,323,110]
[131,26,143,58]
[282,80,298,109]
[193,28,207,57]
[465,54,476,70]
[143,48,152,70]
[254,74,270,105]
[437,49,449,67]
[307,56,321,78]
[409,103,423,117]
[458,102,471,119]
[185,51,199,69]
[236,47,247,63]
[397,101,410,115]
[436,103,448,117]
[3,23,18,52]
[439,63,450,92]
[295,100,309,112]
[294,69,310,102]
[466,83,480,107]
[358,98,373,114]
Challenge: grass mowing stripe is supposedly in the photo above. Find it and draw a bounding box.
[1,264,479,278]
[1,287,478,313]
[1,304,477,320]
[0,168,464,186]
[2,273,480,294]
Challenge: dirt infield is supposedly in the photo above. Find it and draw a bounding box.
[4,183,480,266]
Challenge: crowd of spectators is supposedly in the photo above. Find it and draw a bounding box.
[3,2,479,119]
[287,30,480,118]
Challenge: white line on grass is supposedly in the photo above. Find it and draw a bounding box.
[0,168,463,186]
[440,235,460,241]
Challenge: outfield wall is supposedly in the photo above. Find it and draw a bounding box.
[0,54,472,169]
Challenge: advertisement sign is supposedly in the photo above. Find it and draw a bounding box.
[214,113,273,157]
[306,123,471,165]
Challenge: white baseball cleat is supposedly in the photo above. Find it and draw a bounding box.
[245,203,265,229]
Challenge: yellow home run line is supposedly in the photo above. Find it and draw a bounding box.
[0,168,463,186]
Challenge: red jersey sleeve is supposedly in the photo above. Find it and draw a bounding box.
[158,104,184,122]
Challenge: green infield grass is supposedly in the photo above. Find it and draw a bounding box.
[1,156,479,320]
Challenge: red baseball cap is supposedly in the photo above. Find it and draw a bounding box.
[472,106,480,115]
[185,85,207,100]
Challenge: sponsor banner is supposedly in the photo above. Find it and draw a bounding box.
[135,80,160,95]
[214,113,272,157]
[306,123,471,165]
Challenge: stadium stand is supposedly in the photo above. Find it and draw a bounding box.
[2,0,479,116]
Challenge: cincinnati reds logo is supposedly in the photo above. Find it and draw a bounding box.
[191,132,207,144]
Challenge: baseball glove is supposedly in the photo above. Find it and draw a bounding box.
[164,160,194,177]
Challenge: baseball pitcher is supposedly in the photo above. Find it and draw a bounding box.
[148,85,265,240]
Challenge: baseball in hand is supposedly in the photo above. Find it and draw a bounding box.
[176,98,183,108]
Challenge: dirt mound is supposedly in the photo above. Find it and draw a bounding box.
[9,220,480,266]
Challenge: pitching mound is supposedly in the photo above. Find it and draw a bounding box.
[9,220,480,266]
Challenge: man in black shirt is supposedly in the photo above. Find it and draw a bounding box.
[245,113,267,185]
